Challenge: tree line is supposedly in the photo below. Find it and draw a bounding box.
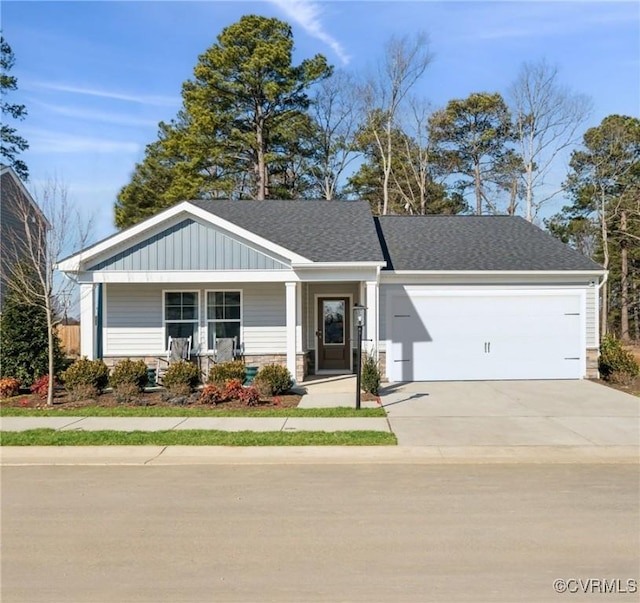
[1,17,637,343]
[115,15,595,225]
[113,15,638,341]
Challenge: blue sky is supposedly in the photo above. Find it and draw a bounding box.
[3,0,639,243]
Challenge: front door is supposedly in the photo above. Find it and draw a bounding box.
[317,297,351,371]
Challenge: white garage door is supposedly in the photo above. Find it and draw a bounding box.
[387,291,584,382]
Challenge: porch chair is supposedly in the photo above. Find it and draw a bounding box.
[214,336,238,363]
[156,336,192,384]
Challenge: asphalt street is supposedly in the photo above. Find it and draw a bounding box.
[2,463,638,603]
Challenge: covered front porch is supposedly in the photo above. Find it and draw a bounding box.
[78,275,380,384]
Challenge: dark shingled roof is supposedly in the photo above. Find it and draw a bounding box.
[192,199,385,263]
[375,215,603,271]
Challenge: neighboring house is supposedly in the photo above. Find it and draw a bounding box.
[57,200,605,383]
[0,165,48,309]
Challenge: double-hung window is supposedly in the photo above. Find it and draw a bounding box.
[207,291,241,350]
[164,291,199,349]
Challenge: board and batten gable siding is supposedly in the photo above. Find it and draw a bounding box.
[103,283,287,357]
[89,219,290,272]
[378,280,599,351]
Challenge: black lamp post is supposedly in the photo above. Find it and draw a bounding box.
[353,303,366,410]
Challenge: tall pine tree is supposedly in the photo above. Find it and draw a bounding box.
[0,35,29,180]
[115,15,331,228]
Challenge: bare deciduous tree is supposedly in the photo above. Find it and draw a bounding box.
[509,59,592,221]
[5,178,91,405]
[392,97,448,214]
[361,32,432,215]
[310,70,361,200]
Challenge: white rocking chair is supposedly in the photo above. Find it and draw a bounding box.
[157,336,192,384]
[214,336,237,363]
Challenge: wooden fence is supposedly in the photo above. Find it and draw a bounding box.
[56,324,80,357]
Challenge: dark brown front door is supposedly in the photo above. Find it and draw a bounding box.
[317,297,350,371]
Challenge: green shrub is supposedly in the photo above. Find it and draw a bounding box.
[208,360,246,385]
[162,360,200,391]
[62,358,110,392]
[254,364,292,395]
[165,383,192,405]
[599,335,639,381]
[110,359,149,391]
[113,382,142,405]
[67,383,99,402]
[360,350,381,395]
[0,285,66,385]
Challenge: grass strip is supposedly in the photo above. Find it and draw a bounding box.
[1,429,397,446]
[0,406,385,418]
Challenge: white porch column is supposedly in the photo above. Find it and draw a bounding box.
[296,283,303,353]
[79,283,96,360]
[285,282,297,380]
[365,280,379,356]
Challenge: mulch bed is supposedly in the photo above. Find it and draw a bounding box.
[1,389,379,410]
[593,376,640,397]
[1,389,302,410]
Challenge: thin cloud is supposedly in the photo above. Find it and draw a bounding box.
[268,0,350,65]
[27,81,180,108]
[32,101,159,129]
[25,130,140,155]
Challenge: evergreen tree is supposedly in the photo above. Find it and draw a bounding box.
[0,282,65,386]
[548,115,640,339]
[115,15,331,228]
[429,92,516,215]
[0,35,29,180]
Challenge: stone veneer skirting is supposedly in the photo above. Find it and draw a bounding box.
[586,348,599,379]
[102,346,598,384]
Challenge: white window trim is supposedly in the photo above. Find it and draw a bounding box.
[205,289,243,353]
[162,289,200,352]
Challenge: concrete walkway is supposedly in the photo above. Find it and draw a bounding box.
[0,415,390,433]
[1,377,639,464]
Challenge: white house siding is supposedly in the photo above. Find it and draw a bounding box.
[103,282,287,357]
[305,282,361,350]
[104,284,164,356]
[586,285,598,348]
[242,283,287,354]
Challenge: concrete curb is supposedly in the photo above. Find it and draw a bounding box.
[1,445,638,466]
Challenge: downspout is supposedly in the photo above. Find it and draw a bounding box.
[96,283,103,359]
[598,271,609,292]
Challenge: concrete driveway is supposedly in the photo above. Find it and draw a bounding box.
[381,380,640,449]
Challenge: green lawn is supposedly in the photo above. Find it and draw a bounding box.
[1,429,397,446]
[0,406,385,418]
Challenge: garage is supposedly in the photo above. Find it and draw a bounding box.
[387,290,585,382]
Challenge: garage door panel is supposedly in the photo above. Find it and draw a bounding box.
[388,292,584,382]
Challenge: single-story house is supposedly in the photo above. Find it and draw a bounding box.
[57,200,605,383]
